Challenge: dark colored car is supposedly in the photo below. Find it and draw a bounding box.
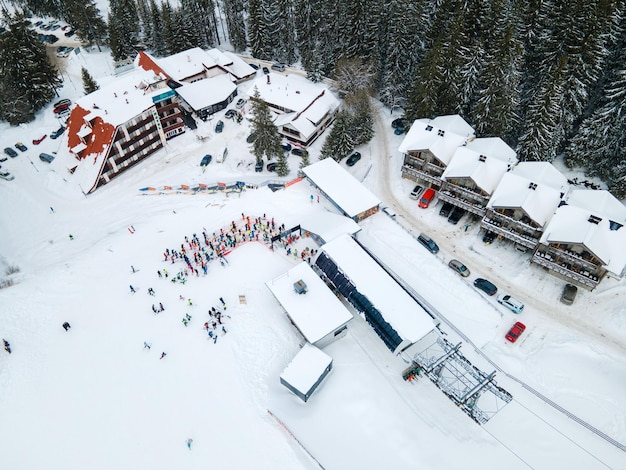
[262,66,270,75]
[560,283,578,305]
[64,30,75,37]
[394,127,405,135]
[33,135,47,145]
[215,120,224,133]
[391,117,405,129]
[448,206,466,225]
[439,202,454,217]
[255,160,263,172]
[15,142,28,152]
[249,63,259,70]
[4,147,18,158]
[50,127,65,139]
[417,233,439,254]
[346,152,362,166]
[246,132,257,144]
[281,142,292,152]
[39,152,55,163]
[225,109,237,119]
[291,147,306,156]
[267,162,277,172]
[54,99,72,108]
[505,322,526,343]
[482,231,496,244]
[200,155,212,167]
[474,278,497,296]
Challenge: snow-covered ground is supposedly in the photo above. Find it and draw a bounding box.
[1,43,625,469]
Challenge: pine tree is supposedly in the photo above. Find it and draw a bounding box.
[249,88,283,164]
[62,0,107,50]
[108,0,140,61]
[298,149,311,176]
[346,91,374,146]
[149,0,166,56]
[276,151,290,176]
[0,15,61,124]
[222,0,247,51]
[320,111,354,160]
[81,67,100,94]
[248,0,272,60]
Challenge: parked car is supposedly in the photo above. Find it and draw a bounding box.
[291,147,306,156]
[346,152,361,166]
[267,162,277,172]
[4,147,18,158]
[560,283,578,305]
[410,184,424,200]
[448,259,470,277]
[281,142,292,152]
[249,63,259,70]
[262,66,270,75]
[225,109,237,119]
[235,98,246,109]
[418,188,436,208]
[246,132,257,144]
[64,29,75,37]
[382,206,396,219]
[391,117,405,129]
[54,103,69,114]
[215,120,224,133]
[482,231,496,244]
[497,294,524,314]
[448,206,466,225]
[394,126,405,135]
[50,127,65,139]
[474,278,497,296]
[505,321,526,343]
[439,202,453,217]
[200,154,212,167]
[15,142,28,152]
[0,171,15,181]
[255,160,263,172]
[417,233,439,254]
[39,152,55,163]
[33,135,47,145]
[271,63,286,72]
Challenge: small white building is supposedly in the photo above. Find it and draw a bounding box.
[300,209,361,246]
[266,262,353,348]
[280,343,333,403]
[303,159,381,221]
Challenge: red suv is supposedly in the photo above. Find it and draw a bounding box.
[418,188,436,208]
[505,322,526,343]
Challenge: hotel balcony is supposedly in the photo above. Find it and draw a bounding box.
[531,252,600,289]
[401,165,443,187]
[481,214,542,249]
[438,191,486,217]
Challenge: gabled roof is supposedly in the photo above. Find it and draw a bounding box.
[442,137,517,194]
[150,47,217,82]
[398,115,475,166]
[488,171,563,228]
[175,74,236,110]
[540,191,626,275]
[511,162,569,192]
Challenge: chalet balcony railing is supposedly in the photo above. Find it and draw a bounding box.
[441,181,488,205]
[539,246,600,272]
[531,253,600,289]
[401,165,443,187]
[485,211,542,234]
[403,157,445,176]
[438,191,485,216]
[480,219,538,249]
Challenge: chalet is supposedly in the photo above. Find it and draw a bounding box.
[532,189,626,289]
[482,162,568,250]
[303,159,381,222]
[399,115,475,190]
[246,73,340,147]
[66,69,185,194]
[175,74,237,121]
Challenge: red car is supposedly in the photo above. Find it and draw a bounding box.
[505,322,526,343]
[33,135,47,145]
[54,103,69,114]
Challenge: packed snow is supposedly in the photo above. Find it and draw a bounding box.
[1,41,625,470]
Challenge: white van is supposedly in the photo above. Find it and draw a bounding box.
[271,63,286,72]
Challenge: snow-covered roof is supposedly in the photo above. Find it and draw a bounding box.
[443,138,517,194]
[266,262,352,344]
[511,162,569,192]
[175,74,236,110]
[280,343,332,394]
[300,209,361,244]
[487,171,563,228]
[219,51,257,81]
[398,115,475,165]
[320,234,435,343]
[153,47,219,82]
[303,159,381,218]
[565,189,626,221]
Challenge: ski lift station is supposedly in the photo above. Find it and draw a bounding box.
[303,158,381,222]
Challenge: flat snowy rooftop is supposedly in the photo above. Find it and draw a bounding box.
[280,343,332,395]
[320,234,435,343]
[303,159,381,218]
[266,262,352,344]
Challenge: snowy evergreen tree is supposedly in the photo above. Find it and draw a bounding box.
[179,0,219,49]
[249,88,283,164]
[345,91,374,146]
[320,111,354,160]
[108,0,140,61]
[62,0,107,49]
[0,15,61,124]
[81,67,100,94]
[276,151,290,176]
[136,0,153,44]
[247,0,272,59]
[332,58,376,98]
[298,149,311,176]
[148,0,166,56]
[222,0,247,51]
